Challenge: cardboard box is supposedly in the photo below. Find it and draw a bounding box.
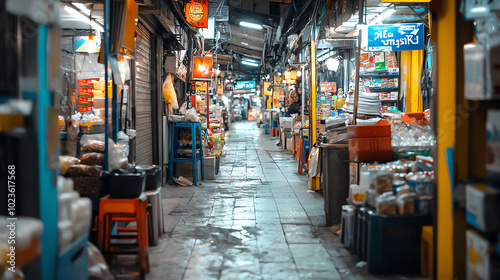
[204,157,216,180]
[175,161,201,182]
[466,184,500,232]
[466,230,500,280]
[487,109,500,183]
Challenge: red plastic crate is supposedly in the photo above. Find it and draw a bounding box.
[347,125,391,138]
[348,137,393,162]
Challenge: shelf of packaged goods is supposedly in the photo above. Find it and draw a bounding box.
[366,87,399,92]
[381,99,398,102]
[359,73,400,78]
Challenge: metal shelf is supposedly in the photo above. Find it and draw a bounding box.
[360,73,400,78]
[367,87,399,92]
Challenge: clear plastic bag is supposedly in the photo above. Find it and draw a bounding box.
[375,192,397,215]
[109,143,128,171]
[59,156,80,174]
[374,171,393,195]
[185,107,200,122]
[168,114,186,122]
[87,242,115,280]
[396,192,416,215]
[308,146,321,177]
[81,139,105,153]
[80,153,105,166]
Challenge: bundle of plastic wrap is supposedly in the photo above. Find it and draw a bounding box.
[325,115,348,144]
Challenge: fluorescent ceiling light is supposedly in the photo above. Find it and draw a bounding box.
[241,42,249,46]
[326,58,340,71]
[240,21,262,30]
[73,3,90,15]
[378,8,396,22]
[242,61,259,67]
[64,5,103,32]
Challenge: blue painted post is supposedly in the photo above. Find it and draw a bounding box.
[38,25,58,280]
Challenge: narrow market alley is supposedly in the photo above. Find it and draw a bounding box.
[146,121,396,280]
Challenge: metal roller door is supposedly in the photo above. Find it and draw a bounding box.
[135,23,153,165]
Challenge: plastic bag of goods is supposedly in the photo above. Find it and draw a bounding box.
[375,192,397,215]
[162,74,179,109]
[60,156,80,174]
[396,192,416,215]
[186,107,200,122]
[87,242,115,280]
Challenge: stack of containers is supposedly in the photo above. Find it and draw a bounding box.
[347,121,392,163]
[57,176,92,251]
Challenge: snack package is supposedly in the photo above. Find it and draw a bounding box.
[80,152,104,166]
[374,171,393,194]
[396,192,416,215]
[396,184,412,196]
[60,156,80,174]
[375,192,397,215]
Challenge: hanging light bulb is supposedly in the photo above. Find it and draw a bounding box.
[198,64,206,72]
[296,70,302,77]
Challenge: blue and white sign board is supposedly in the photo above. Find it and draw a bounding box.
[235,80,256,90]
[367,23,424,52]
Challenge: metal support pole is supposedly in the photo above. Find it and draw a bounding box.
[301,64,305,130]
[104,0,110,171]
[112,80,118,143]
[310,24,317,145]
[206,81,209,129]
[352,29,362,125]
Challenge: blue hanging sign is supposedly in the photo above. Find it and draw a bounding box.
[367,23,424,52]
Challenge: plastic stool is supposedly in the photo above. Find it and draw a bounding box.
[145,188,162,246]
[169,122,205,186]
[421,226,433,277]
[98,194,150,277]
[341,205,356,248]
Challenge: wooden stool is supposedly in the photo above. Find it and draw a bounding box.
[98,194,150,277]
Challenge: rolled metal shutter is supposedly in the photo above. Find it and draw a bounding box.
[135,23,153,165]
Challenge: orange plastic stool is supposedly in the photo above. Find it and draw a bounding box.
[98,194,150,276]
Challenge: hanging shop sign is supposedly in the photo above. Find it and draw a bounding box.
[320,82,337,93]
[367,23,424,52]
[195,81,208,94]
[192,56,213,81]
[263,82,272,96]
[185,0,208,28]
[234,80,256,90]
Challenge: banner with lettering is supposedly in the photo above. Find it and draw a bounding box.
[367,23,424,52]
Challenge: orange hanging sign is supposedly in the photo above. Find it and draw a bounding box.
[185,0,208,28]
[192,56,213,81]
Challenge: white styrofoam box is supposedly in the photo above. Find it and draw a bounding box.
[464,38,500,100]
[286,138,293,152]
[73,198,92,238]
[466,230,491,280]
[487,109,500,181]
[280,117,294,129]
[205,156,216,166]
[58,220,74,252]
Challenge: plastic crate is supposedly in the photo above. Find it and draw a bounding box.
[57,233,89,280]
[348,137,392,162]
[367,214,432,275]
[347,125,391,138]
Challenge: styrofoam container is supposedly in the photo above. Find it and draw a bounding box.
[58,220,74,252]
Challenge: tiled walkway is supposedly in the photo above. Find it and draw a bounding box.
[148,121,405,280]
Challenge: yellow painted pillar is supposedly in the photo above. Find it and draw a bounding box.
[401,50,424,113]
[436,0,456,278]
[311,39,317,146]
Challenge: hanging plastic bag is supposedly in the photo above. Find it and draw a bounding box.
[87,242,115,280]
[308,146,320,177]
[162,74,179,109]
[179,101,188,114]
[185,108,200,122]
